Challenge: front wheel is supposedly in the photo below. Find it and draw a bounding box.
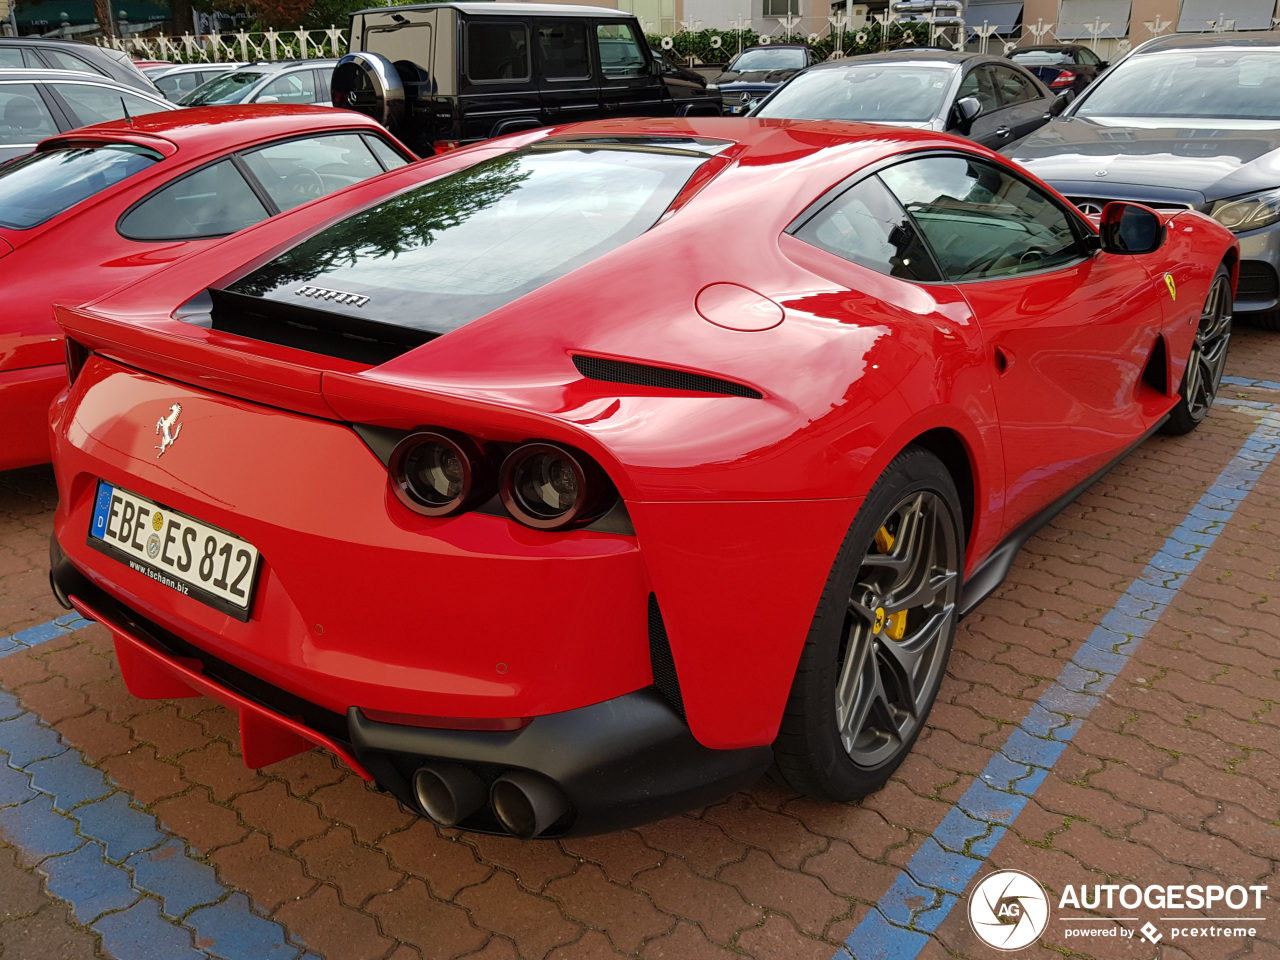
[1163,263,1233,435]
[773,447,963,801]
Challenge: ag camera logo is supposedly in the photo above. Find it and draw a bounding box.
[969,870,1050,951]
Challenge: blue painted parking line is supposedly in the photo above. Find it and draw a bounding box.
[837,402,1280,960]
[0,612,94,658]
[0,654,318,958]
[1222,375,1280,392]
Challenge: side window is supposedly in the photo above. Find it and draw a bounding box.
[955,66,998,115]
[0,48,29,67]
[54,84,168,125]
[118,159,269,240]
[259,71,317,105]
[363,134,410,170]
[794,175,940,283]
[156,72,202,98]
[0,83,59,145]
[991,65,1038,105]
[1078,48,1101,66]
[240,134,386,212]
[467,22,531,83]
[41,48,103,76]
[879,156,1080,281]
[537,20,591,81]
[596,23,647,78]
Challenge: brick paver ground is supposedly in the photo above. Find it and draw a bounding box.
[2,323,1279,960]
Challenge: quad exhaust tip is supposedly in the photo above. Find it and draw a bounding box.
[413,762,487,827]
[490,770,570,839]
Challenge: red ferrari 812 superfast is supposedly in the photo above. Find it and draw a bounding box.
[47,118,1237,837]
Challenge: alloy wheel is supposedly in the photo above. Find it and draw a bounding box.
[835,491,960,768]
[1183,274,1233,422]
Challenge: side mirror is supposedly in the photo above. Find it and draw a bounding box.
[1099,202,1165,255]
[256,94,280,103]
[1098,61,1109,69]
[952,95,981,132]
[1045,91,1071,119]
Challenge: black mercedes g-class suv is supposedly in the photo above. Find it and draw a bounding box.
[332,2,721,156]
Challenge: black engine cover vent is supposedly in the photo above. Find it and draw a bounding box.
[573,355,762,399]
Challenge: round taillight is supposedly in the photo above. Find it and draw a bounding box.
[500,443,613,530]
[389,432,484,517]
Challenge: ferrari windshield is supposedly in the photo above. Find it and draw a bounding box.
[179,71,263,105]
[1076,50,1280,120]
[226,141,716,335]
[755,64,955,122]
[0,144,161,229]
[728,48,807,72]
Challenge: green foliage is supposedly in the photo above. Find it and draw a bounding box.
[646,23,943,67]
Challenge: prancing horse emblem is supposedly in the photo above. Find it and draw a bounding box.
[155,403,182,458]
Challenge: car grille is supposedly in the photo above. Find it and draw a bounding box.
[1237,261,1279,304]
[1065,196,1195,217]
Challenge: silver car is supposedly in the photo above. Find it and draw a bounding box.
[0,68,175,162]
[1010,33,1280,329]
[178,60,338,108]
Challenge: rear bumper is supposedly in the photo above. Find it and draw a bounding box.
[51,539,771,835]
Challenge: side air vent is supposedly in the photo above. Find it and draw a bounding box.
[573,355,763,399]
[1141,334,1168,394]
[647,594,687,721]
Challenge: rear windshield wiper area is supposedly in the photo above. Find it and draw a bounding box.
[197,287,437,365]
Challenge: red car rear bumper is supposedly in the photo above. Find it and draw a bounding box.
[50,541,770,835]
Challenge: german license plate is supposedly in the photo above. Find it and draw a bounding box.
[87,480,262,621]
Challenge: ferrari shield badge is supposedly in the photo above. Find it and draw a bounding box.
[1164,273,1177,301]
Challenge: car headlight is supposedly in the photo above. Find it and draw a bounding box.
[1209,187,1280,233]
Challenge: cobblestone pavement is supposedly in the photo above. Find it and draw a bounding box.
[1,324,1279,960]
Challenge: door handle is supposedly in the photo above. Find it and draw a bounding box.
[996,126,1012,138]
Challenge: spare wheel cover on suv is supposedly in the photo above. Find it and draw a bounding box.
[332,51,406,130]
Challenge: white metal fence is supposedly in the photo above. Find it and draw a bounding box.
[96,27,347,63]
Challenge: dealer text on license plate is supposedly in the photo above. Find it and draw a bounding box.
[88,481,261,620]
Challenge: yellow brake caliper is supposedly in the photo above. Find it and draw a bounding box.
[875,525,908,641]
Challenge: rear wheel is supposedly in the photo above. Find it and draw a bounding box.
[773,447,963,800]
[1163,264,1233,435]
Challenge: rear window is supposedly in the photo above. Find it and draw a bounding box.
[224,141,718,338]
[1010,50,1075,65]
[0,143,161,229]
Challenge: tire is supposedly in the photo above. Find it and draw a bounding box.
[773,446,964,801]
[1162,263,1233,436]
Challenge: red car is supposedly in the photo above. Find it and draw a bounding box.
[0,105,414,472]
[47,118,1236,837]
